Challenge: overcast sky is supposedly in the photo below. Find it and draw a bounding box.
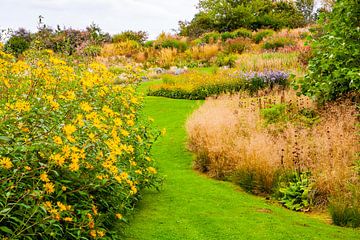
[0,0,198,39]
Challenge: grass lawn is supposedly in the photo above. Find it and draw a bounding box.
[122,82,360,240]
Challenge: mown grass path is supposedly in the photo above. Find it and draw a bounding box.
[123,94,359,239]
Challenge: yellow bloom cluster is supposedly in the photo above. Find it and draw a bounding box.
[0,49,159,239]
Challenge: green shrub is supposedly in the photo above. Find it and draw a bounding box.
[144,40,154,48]
[261,104,288,124]
[215,53,237,68]
[279,172,313,211]
[253,29,275,44]
[201,32,220,44]
[82,44,102,57]
[4,36,30,56]
[221,32,233,42]
[112,30,148,44]
[224,38,250,54]
[155,39,188,52]
[232,28,252,39]
[299,0,360,103]
[329,184,360,228]
[263,37,296,50]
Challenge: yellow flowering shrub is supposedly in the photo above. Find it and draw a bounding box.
[0,50,160,239]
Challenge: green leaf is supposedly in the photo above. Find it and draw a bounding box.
[0,226,13,234]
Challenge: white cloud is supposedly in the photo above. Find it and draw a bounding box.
[0,0,198,39]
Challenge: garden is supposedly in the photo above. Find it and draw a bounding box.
[0,0,359,239]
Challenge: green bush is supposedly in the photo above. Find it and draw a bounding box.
[155,39,188,52]
[82,44,102,57]
[144,40,155,48]
[201,32,220,44]
[224,38,249,54]
[279,172,313,211]
[261,104,288,124]
[232,28,252,39]
[253,29,275,44]
[112,30,148,44]
[215,53,237,68]
[263,37,296,50]
[221,32,233,42]
[299,0,360,103]
[4,36,30,56]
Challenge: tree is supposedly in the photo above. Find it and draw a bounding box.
[299,0,360,103]
[179,0,306,37]
[296,0,315,23]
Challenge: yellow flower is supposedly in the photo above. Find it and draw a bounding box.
[44,182,55,194]
[69,162,80,172]
[120,129,129,137]
[63,124,76,136]
[24,166,31,171]
[66,135,76,143]
[62,186,67,191]
[44,201,52,209]
[59,91,76,101]
[130,185,137,195]
[57,202,67,212]
[120,172,129,180]
[50,153,65,166]
[13,100,31,112]
[114,118,122,126]
[80,102,92,112]
[92,205,98,215]
[90,230,97,238]
[64,217,73,222]
[127,119,134,126]
[97,231,105,237]
[147,167,157,174]
[88,133,96,142]
[53,136,63,145]
[0,157,13,169]
[89,220,95,229]
[135,170,142,175]
[40,172,50,182]
[115,213,123,219]
[50,101,60,110]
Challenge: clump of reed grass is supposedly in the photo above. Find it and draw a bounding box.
[186,90,359,205]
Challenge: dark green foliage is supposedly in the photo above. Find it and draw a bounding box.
[253,29,275,43]
[112,30,148,44]
[4,36,30,56]
[179,0,305,37]
[178,12,215,38]
[279,172,313,211]
[221,32,233,41]
[232,28,252,39]
[263,37,296,50]
[200,32,221,44]
[299,0,360,103]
